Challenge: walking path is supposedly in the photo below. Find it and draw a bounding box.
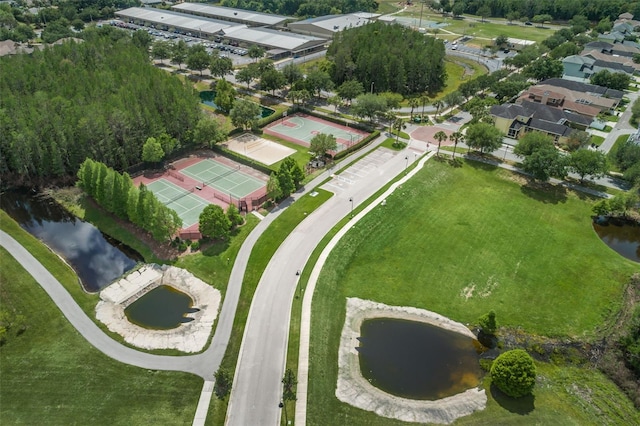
[1,113,632,426]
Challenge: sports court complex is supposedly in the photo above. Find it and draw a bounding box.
[264,113,369,154]
[134,156,268,238]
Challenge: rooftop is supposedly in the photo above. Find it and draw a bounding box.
[115,7,236,34]
[171,3,289,26]
[222,26,325,51]
[541,78,624,99]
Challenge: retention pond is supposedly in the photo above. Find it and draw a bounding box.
[358,317,483,400]
[593,217,640,262]
[1,190,141,292]
[124,285,196,329]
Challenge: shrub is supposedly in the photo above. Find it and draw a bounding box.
[478,310,497,335]
[191,240,200,251]
[491,349,536,398]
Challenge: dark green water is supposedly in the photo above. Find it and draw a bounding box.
[199,91,275,118]
[125,285,195,329]
[593,218,640,262]
[358,318,483,400]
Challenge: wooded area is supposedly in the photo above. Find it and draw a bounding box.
[77,158,182,242]
[219,0,377,17]
[327,22,447,96]
[0,30,202,186]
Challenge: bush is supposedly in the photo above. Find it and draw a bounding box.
[478,310,497,335]
[190,240,200,251]
[491,349,536,398]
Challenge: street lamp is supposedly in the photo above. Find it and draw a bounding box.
[405,155,409,172]
[349,197,353,217]
[279,401,288,425]
[370,81,374,94]
[502,144,509,161]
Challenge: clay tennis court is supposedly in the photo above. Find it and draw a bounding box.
[264,113,369,153]
[222,133,295,165]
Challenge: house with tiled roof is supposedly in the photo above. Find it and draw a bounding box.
[562,55,596,80]
[517,86,603,120]
[490,100,592,144]
[598,31,626,43]
[582,49,640,72]
[540,78,624,102]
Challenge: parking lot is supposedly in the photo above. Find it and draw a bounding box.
[110,20,254,65]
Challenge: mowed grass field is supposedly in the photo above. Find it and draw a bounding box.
[307,160,639,425]
[0,246,202,425]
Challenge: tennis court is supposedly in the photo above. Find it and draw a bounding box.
[147,179,209,228]
[264,114,369,152]
[179,158,265,199]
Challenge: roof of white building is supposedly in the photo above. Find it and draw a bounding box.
[172,3,289,26]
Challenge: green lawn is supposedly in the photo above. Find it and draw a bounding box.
[0,247,202,425]
[590,135,605,147]
[307,159,638,425]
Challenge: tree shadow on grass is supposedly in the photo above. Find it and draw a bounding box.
[490,384,535,415]
[520,181,568,204]
[465,156,499,171]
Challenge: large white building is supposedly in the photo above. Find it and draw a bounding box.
[288,12,379,38]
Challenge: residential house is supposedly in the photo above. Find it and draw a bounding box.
[581,49,640,73]
[583,41,640,58]
[517,86,602,120]
[562,55,596,80]
[598,31,626,43]
[540,78,624,102]
[490,100,592,144]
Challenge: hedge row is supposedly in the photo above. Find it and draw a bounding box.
[210,144,275,176]
[334,130,380,161]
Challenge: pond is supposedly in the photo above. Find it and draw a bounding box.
[358,318,483,400]
[1,190,141,292]
[199,90,275,118]
[125,285,196,329]
[593,217,640,262]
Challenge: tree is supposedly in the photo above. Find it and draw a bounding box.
[590,70,632,91]
[505,11,520,24]
[171,39,188,70]
[495,34,508,48]
[267,172,282,201]
[351,93,388,121]
[277,166,295,198]
[514,132,555,157]
[337,80,364,105]
[236,65,258,88]
[327,95,342,112]
[408,97,420,119]
[309,133,338,158]
[209,55,233,80]
[477,5,491,23]
[532,14,552,28]
[522,145,569,181]
[569,149,607,182]
[282,368,297,403]
[142,137,164,164]
[443,91,463,109]
[490,350,536,398]
[260,68,286,95]
[450,131,464,159]
[465,123,503,153]
[248,44,265,62]
[199,204,231,240]
[193,117,226,148]
[187,44,210,76]
[230,99,261,130]
[478,310,497,335]
[305,69,334,98]
[433,99,444,118]
[379,92,404,109]
[523,57,563,81]
[226,203,244,228]
[214,78,237,112]
[433,130,448,156]
[452,2,465,18]
[131,29,153,51]
[152,40,171,64]
[214,368,232,400]
[281,63,303,87]
[549,42,580,60]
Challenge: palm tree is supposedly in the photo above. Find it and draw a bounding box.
[392,118,407,144]
[434,130,448,157]
[420,94,430,119]
[450,131,464,159]
[434,100,445,119]
[408,98,420,120]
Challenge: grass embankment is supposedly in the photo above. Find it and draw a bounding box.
[0,240,201,425]
[307,160,638,424]
[207,188,333,425]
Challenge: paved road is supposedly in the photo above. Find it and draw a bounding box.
[226,142,418,425]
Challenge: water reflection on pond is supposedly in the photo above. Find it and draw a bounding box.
[358,318,483,400]
[593,218,640,263]
[1,190,141,292]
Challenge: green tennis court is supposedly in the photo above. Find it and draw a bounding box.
[180,158,264,199]
[147,179,209,228]
[265,114,369,149]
